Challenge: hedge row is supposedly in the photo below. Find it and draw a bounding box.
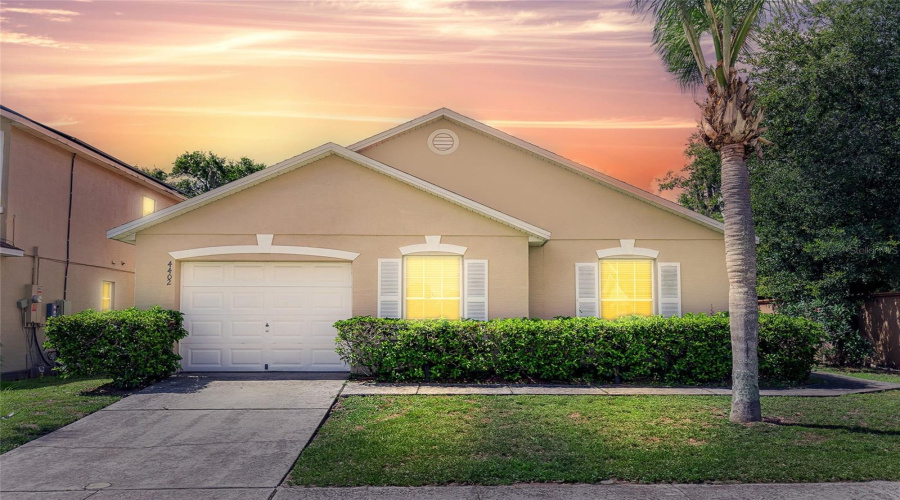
[335,313,823,385]
[44,307,188,388]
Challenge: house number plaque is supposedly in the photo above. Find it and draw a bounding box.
[167,261,173,286]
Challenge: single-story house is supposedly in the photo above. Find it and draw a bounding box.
[108,108,728,372]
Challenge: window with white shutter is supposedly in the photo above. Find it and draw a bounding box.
[464,259,488,320]
[378,259,402,318]
[658,262,682,318]
[575,262,599,317]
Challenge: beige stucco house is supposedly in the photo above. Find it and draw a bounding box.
[1,106,184,377]
[108,108,728,372]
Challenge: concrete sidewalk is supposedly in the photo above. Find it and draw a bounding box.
[273,482,900,500]
[342,371,900,397]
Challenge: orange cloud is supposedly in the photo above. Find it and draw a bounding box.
[0,0,700,194]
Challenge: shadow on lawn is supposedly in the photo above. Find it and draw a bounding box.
[81,383,136,398]
[764,419,900,437]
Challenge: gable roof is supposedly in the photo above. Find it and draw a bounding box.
[107,142,552,244]
[0,105,185,200]
[348,108,726,236]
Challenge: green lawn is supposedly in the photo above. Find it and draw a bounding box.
[0,376,123,454]
[290,392,900,485]
[816,366,900,384]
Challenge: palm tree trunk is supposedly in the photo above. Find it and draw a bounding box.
[719,143,762,423]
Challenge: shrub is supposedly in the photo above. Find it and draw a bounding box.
[335,314,823,385]
[777,299,873,367]
[44,307,188,388]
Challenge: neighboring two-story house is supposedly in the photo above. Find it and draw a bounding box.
[1,106,184,378]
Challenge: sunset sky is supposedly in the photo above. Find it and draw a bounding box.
[0,0,703,193]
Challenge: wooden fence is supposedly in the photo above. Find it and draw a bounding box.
[859,293,900,369]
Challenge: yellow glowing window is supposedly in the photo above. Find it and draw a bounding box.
[600,260,653,319]
[100,281,115,311]
[142,196,156,216]
[405,255,461,320]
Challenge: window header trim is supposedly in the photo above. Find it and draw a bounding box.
[596,239,660,259]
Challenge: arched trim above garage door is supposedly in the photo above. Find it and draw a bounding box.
[168,234,360,261]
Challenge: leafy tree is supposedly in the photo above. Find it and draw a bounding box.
[140,152,266,197]
[748,0,900,365]
[657,134,723,221]
[138,167,170,183]
[632,0,798,422]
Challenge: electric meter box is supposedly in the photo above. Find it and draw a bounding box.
[24,284,46,326]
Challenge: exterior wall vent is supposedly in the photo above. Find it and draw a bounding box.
[428,129,459,155]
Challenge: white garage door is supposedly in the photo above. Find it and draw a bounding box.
[179,261,352,372]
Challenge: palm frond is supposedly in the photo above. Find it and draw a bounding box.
[730,0,764,65]
[643,1,712,88]
[652,18,706,88]
[632,0,804,87]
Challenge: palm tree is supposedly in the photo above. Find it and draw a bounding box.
[631,0,795,422]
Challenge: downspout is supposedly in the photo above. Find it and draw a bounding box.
[63,153,75,300]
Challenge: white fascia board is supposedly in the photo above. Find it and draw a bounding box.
[347,108,727,236]
[108,143,551,244]
[1,109,184,201]
[347,108,448,151]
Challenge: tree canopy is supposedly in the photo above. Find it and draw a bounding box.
[657,134,724,221]
[141,151,265,197]
[748,0,900,363]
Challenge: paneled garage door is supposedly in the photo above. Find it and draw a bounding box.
[179,262,352,371]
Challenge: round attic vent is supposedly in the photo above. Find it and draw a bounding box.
[428,129,459,155]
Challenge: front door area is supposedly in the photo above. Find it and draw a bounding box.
[179,261,352,371]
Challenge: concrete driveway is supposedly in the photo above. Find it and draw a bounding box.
[0,372,346,499]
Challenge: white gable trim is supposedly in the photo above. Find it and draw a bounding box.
[596,239,660,259]
[107,143,551,244]
[348,108,726,236]
[400,235,467,256]
[168,234,360,261]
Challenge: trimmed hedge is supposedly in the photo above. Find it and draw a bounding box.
[335,313,823,385]
[44,307,188,388]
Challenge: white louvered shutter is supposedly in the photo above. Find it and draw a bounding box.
[575,262,599,318]
[378,259,402,318]
[658,262,682,317]
[464,259,488,320]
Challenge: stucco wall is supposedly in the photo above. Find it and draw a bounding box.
[358,118,722,240]
[132,154,531,320]
[529,239,728,319]
[358,118,729,317]
[1,124,181,374]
